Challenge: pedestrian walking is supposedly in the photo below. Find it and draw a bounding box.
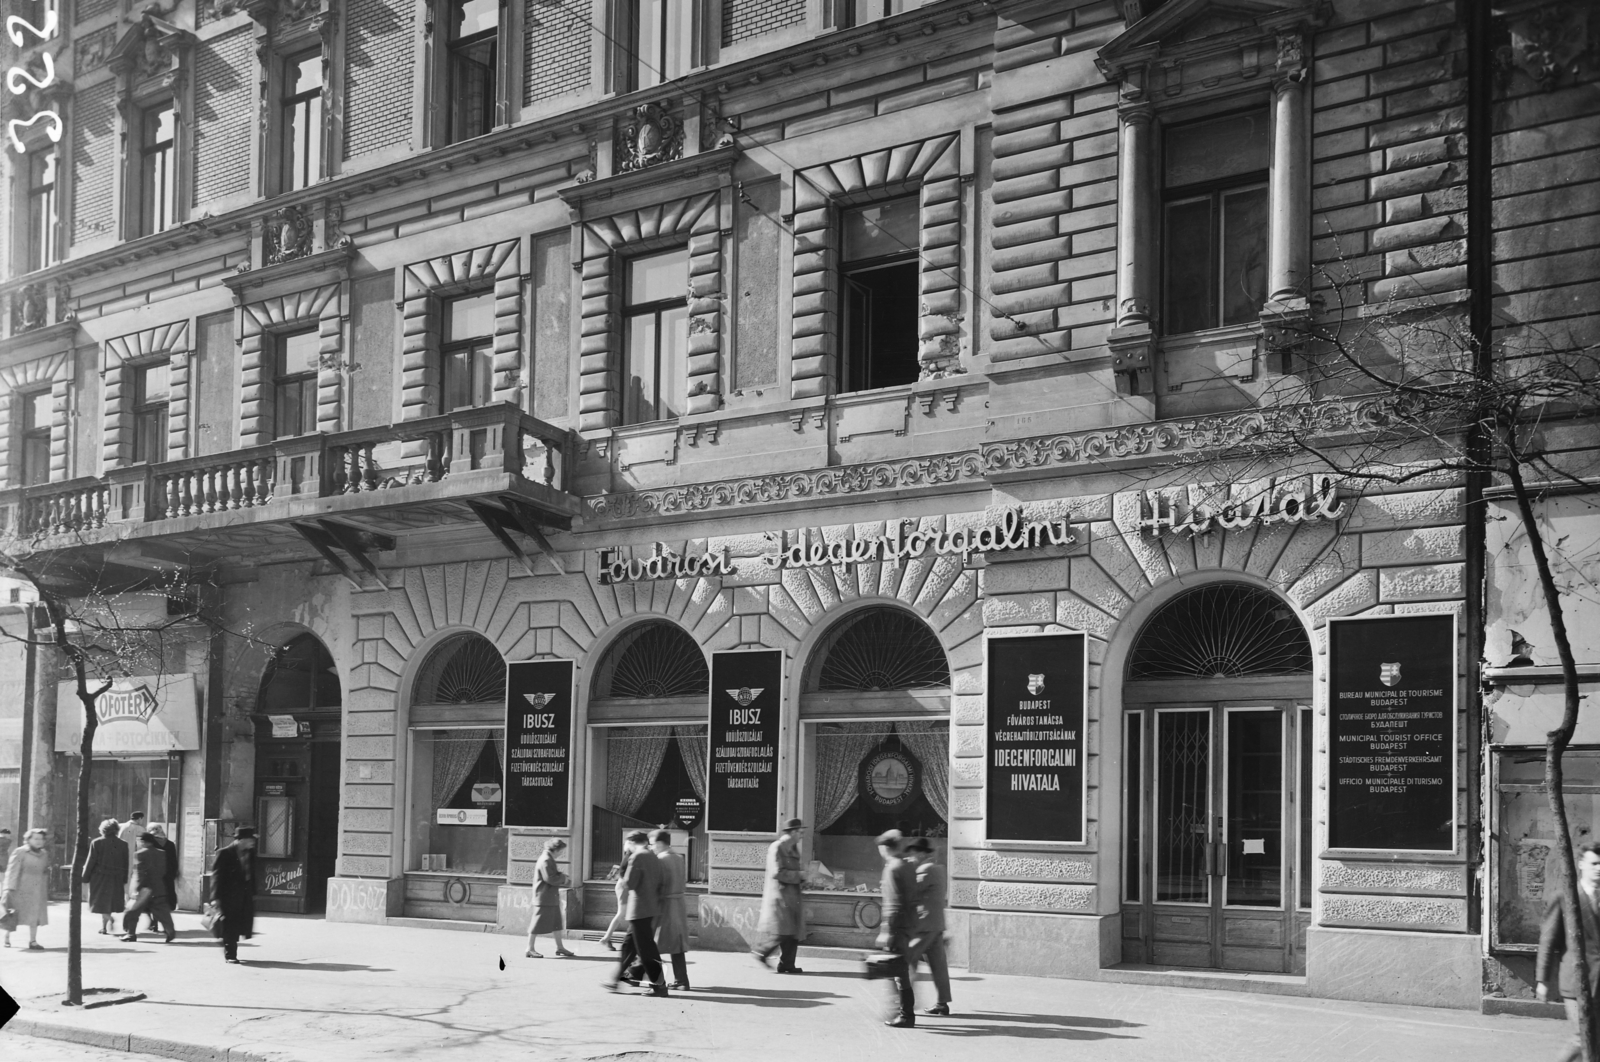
[145,826,179,929]
[82,818,129,935]
[526,838,575,958]
[904,837,952,1017]
[752,818,806,973]
[604,830,668,997]
[212,825,257,964]
[1538,840,1600,1061]
[3,827,51,950]
[117,811,146,903]
[875,829,918,1028]
[121,832,176,943]
[0,827,13,867]
[652,829,691,990]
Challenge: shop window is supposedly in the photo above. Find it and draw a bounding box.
[810,721,948,890]
[18,390,51,486]
[1493,748,1600,949]
[259,634,341,713]
[441,291,496,414]
[839,197,920,394]
[273,329,320,439]
[24,148,58,272]
[621,248,689,425]
[131,361,170,465]
[138,102,178,237]
[1127,584,1309,680]
[623,0,693,91]
[259,795,294,859]
[445,0,501,143]
[1161,110,1269,336]
[280,51,323,193]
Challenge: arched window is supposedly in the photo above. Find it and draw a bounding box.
[1127,584,1311,681]
[414,633,506,705]
[593,621,708,699]
[806,606,951,692]
[259,633,340,713]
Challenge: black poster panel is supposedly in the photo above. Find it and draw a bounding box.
[708,649,783,834]
[986,632,1086,843]
[1328,614,1455,851]
[503,660,574,829]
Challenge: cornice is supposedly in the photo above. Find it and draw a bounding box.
[585,398,1390,524]
[222,244,355,295]
[559,145,741,218]
[0,321,79,359]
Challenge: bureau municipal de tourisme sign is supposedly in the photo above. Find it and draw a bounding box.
[598,507,1074,585]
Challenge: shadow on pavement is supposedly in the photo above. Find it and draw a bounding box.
[235,960,395,973]
[694,985,846,1002]
[975,1011,1143,1029]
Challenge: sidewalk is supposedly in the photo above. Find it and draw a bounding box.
[0,906,1568,1062]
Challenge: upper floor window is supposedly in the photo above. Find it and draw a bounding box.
[839,197,919,394]
[441,291,495,412]
[139,103,178,237]
[281,52,323,193]
[622,247,688,424]
[131,361,170,464]
[25,149,57,272]
[1162,110,1269,336]
[628,0,693,89]
[19,391,51,486]
[447,0,500,143]
[838,0,904,28]
[273,329,320,438]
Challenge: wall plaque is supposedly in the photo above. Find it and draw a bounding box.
[707,649,783,833]
[1328,613,1455,851]
[985,632,1087,844]
[503,660,574,829]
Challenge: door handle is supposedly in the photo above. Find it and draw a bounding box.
[1203,840,1216,877]
[1205,841,1227,878]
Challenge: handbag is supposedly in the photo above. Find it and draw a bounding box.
[0,908,17,933]
[202,903,224,937]
[862,952,906,981]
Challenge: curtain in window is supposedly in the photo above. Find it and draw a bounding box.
[897,722,950,822]
[675,726,707,803]
[604,728,671,817]
[493,729,505,775]
[814,723,883,831]
[432,730,490,809]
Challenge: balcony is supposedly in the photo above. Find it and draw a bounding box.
[0,405,578,581]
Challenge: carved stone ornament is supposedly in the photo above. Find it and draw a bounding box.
[11,284,49,334]
[76,25,118,71]
[1495,5,1595,91]
[325,198,352,249]
[699,96,737,153]
[615,102,684,174]
[265,204,314,264]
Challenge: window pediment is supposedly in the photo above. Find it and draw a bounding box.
[1098,0,1324,102]
[108,15,194,102]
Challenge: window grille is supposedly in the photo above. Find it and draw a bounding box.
[1127,584,1310,680]
[415,633,506,705]
[812,607,950,692]
[596,621,707,699]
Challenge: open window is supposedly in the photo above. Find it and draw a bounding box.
[444,0,503,143]
[17,390,52,486]
[618,0,695,91]
[839,197,920,394]
[279,52,324,193]
[130,360,170,464]
[440,291,496,413]
[137,102,178,237]
[272,329,320,439]
[621,247,689,424]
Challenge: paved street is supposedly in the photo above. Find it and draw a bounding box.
[0,906,1568,1061]
[2,1034,181,1062]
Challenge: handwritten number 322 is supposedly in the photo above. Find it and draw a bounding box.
[6,10,63,153]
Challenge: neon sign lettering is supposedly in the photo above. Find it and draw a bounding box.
[6,7,62,154]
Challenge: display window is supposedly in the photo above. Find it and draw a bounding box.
[412,728,507,876]
[589,724,708,881]
[1493,746,1600,950]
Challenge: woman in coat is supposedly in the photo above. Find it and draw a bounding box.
[4,827,52,949]
[652,830,692,990]
[82,819,129,934]
[526,838,575,958]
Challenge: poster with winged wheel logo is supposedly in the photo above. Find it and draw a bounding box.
[503,660,575,828]
[708,649,784,833]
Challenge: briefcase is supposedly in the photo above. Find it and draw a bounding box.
[862,952,906,981]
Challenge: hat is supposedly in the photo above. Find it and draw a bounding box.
[875,829,904,848]
[905,837,933,854]
[235,826,257,839]
[783,818,805,831]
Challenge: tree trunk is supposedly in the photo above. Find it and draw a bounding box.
[43,592,99,1009]
[1509,460,1594,1060]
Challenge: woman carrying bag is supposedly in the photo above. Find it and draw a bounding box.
[4,828,53,950]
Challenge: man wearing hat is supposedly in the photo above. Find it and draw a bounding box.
[904,837,952,1016]
[752,818,806,973]
[211,826,257,964]
[876,830,918,1028]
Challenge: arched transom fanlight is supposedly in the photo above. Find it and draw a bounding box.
[259,633,341,713]
[813,607,950,692]
[414,633,506,705]
[1127,584,1311,680]
[596,622,708,699]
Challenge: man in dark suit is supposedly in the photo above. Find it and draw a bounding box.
[212,826,257,964]
[144,826,179,930]
[905,837,953,1017]
[1539,841,1600,1061]
[875,830,918,1028]
[606,830,668,997]
[120,832,175,942]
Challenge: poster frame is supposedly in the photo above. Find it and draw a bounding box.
[982,627,1090,848]
[706,648,786,837]
[1325,610,1459,857]
[502,658,578,831]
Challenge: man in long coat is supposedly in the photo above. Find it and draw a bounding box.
[120,832,175,942]
[212,826,256,964]
[652,829,691,990]
[876,830,918,1028]
[117,811,146,901]
[607,830,668,996]
[144,825,179,929]
[905,837,952,1017]
[1539,840,1600,1061]
[752,818,806,973]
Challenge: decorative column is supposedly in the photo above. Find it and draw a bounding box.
[1261,31,1312,356]
[1107,106,1155,395]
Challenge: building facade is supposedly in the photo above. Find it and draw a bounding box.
[2,0,1596,1011]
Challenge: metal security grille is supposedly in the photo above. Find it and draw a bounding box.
[599,622,709,699]
[1128,584,1310,680]
[814,607,950,692]
[1156,710,1209,904]
[415,633,506,705]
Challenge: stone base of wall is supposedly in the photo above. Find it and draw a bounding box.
[325,876,404,923]
[1306,926,1481,1010]
[966,910,1120,979]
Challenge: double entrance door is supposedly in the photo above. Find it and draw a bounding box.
[1122,699,1311,973]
